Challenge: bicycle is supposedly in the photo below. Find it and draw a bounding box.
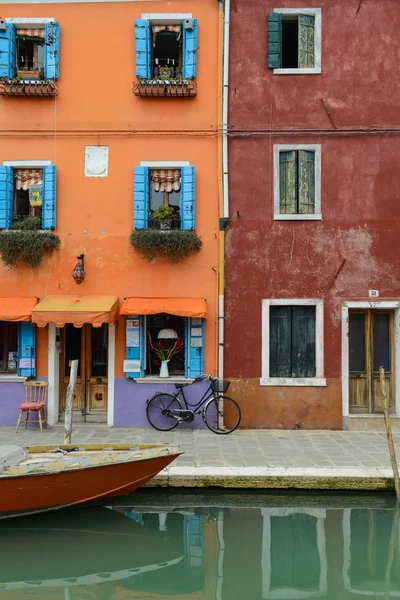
[146,374,241,435]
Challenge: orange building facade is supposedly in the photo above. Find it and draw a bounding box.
[0,0,221,427]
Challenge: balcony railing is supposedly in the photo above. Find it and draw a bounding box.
[133,79,197,98]
[0,79,58,97]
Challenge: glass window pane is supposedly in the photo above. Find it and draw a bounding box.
[374,313,390,372]
[349,313,365,372]
[91,324,108,377]
[65,325,81,377]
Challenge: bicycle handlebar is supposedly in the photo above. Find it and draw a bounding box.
[193,374,214,382]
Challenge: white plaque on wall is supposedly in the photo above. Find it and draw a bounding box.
[123,360,140,373]
[191,338,203,348]
[369,290,379,297]
[191,328,202,337]
[84,146,109,178]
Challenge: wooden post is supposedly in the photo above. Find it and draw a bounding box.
[380,366,400,500]
[64,359,78,445]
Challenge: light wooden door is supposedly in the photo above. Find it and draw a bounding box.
[349,310,394,413]
[60,324,108,422]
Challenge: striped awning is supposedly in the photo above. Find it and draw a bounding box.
[150,169,181,193]
[15,169,43,191]
[16,28,45,39]
[152,24,181,34]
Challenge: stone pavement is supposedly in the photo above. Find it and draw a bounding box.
[1,425,399,490]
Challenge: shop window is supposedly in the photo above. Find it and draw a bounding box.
[134,165,195,231]
[147,314,185,376]
[268,9,321,74]
[0,322,18,373]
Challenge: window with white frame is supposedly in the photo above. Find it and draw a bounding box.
[274,145,321,220]
[268,9,321,74]
[261,299,325,386]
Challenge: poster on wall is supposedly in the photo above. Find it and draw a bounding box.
[19,358,35,369]
[126,319,140,348]
[123,360,141,373]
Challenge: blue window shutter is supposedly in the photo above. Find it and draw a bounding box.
[125,315,144,378]
[42,165,56,230]
[182,19,198,79]
[18,322,36,378]
[135,20,151,79]
[0,23,16,79]
[134,166,149,230]
[268,13,282,69]
[0,166,14,229]
[188,318,204,379]
[44,22,60,79]
[181,166,196,230]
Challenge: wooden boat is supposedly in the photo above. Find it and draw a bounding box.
[0,443,181,519]
[0,506,183,594]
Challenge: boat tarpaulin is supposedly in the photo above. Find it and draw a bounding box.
[32,295,119,328]
[120,297,207,319]
[0,297,38,322]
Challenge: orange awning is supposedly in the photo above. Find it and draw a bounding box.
[32,295,119,328]
[0,297,37,322]
[120,297,208,319]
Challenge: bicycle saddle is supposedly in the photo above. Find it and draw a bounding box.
[175,383,190,389]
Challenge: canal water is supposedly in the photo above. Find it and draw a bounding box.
[0,489,399,599]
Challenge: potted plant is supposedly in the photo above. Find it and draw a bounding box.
[152,205,175,230]
[148,333,184,378]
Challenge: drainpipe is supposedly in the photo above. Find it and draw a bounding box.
[218,0,230,384]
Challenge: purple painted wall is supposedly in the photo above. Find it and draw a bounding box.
[0,378,48,428]
[114,379,208,428]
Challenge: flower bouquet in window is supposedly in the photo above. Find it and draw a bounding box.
[148,333,184,378]
[152,205,175,230]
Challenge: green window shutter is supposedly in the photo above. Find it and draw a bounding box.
[270,306,291,377]
[298,150,315,214]
[279,151,297,214]
[298,15,315,68]
[268,13,282,69]
[291,306,316,377]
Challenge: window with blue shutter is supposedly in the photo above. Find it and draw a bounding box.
[182,19,198,79]
[42,165,57,230]
[0,23,16,79]
[181,166,196,230]
[134,166,149,230]
[125,316,145,379]
[44,22,60,79]
[0,166,14,229]
[135,20,151,79]
[185,317,204,379]
[18,322,36,378]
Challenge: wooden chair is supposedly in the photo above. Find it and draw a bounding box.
[16,382,48,433]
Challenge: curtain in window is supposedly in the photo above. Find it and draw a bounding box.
[16,29,45,39]
[151,24,181,34]
[150,169,181,193]
[15,169,44,191]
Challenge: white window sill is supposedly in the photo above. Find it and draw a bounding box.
[273,68,322,75]
[0,375,27,383]
[134,376,195,384]
[260,377,326,387]
[274,214,322,221]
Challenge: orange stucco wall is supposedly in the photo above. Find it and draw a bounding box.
[0,0,220,379]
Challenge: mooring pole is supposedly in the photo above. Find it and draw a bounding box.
[380,366,400,500]
[64,359,78,445]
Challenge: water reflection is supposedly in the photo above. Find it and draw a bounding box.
[0,492,400,599]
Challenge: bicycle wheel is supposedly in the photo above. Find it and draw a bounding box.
[203,396,241,434]
[146,393,182,431]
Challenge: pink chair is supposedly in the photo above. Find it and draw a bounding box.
[16,382,48,432]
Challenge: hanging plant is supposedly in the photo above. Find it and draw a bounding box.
[130,229,202,264]
[0,217,61,269]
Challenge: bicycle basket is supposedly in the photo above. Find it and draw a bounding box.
[212,379,231,393]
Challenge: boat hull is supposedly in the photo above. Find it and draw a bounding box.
[0,445,180,519]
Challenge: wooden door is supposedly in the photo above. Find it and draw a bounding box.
[349,310,394,413]
[60,324,108,422]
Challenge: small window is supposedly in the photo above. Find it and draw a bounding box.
[274,145,321,220]
[149,169,181,230]
[268,9,321,74]
[0,322,18,373]
[147,314,185,376]
[14,169,43,224]
[16,30,45,79]
[152,25,182,79]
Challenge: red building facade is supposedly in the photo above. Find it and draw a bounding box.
[226,0,400,429]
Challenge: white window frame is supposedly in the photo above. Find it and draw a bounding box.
[273,144,322,221]
[261,299,326,387]
[141,13,192,24]
[273,8,322,75]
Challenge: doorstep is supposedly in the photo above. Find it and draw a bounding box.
[348,414,400,432]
